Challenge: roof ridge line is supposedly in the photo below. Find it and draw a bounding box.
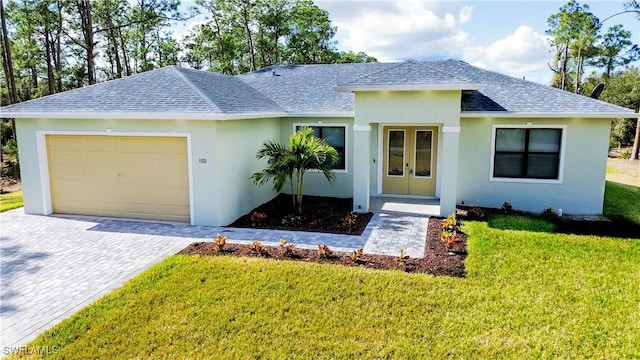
[421,61,473,82]
[336,62,406,85]
[169,67,222,112]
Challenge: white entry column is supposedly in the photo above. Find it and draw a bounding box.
[352,124,371,213]
[439,126,460,216]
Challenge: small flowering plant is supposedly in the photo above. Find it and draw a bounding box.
[212,234,227,252]
[317,244,332,258]
[279,239,297,257]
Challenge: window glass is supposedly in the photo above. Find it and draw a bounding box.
[493,127,562,180]
[496,129,526,152]
[529,129,561,152]
[388,130,405,176]
[321,127,345,147]
[527,154,559,178]
[494,153,525,177]
[414,130,432,177]
[295,125,345,170]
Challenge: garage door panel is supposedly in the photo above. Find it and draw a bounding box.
[155,187,190,205]
[47,135,84,151]
[85,137,116,151]
[153,138,189,154]
[47,135,190,223]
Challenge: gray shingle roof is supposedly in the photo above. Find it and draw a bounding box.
[0,66,282,116]
[237,63,392,113]
[436,60,633,113]
[1,60,634,118]
[336,61,474,86]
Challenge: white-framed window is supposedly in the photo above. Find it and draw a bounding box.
[294,123,347,172]
[490,125,566,183]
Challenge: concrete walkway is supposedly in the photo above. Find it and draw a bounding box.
[0,197,435,353]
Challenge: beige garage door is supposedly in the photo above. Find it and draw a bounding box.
[47,135,190,222]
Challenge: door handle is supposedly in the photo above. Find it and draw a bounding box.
[409,168,413,174]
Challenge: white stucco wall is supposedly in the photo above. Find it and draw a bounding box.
[354,90,462,126]
[15,117,280,226]
[278,117,354,198]
[213,118,280,225]
[457,117,611,214]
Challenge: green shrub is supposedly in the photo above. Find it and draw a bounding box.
[541,207,560,221]
[502,202,513,214]
[341,211,358,233]
[619,149,632,160]
[468,205,486,220]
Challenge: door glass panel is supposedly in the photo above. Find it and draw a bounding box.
[387,130,404,176]
[415,130,432,177]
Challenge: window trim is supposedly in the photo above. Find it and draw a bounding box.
[292,123,348,173]
[489,124,567,184]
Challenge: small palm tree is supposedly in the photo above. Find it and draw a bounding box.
[251,127,338,214]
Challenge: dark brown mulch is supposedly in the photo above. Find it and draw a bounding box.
[178,218,467,277]
[227,193,373,235]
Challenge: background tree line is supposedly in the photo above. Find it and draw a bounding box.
[0,0,375,107]
[546,0,640,159]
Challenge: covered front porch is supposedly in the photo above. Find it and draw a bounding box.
[352,121,461,217]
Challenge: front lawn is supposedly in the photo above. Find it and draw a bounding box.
[0,190,23,212]
[13,223,639,358]
[604,181,640,225]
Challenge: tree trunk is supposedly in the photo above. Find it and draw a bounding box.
[55,1,63,91]
[295,172,303,214]
[241,4,256,71]
[561,45,569,91]
[118,26,131,76]
[574,47,582,94]
[631,115,640,161]
[0,0,18,104]
[109,25,122,78]
[84,0,95,84]
[44,26,55,95]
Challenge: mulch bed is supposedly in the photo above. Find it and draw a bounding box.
[178,217,467,277]
[228,193,373,235]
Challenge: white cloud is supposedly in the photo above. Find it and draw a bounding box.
[463,26,552,82]
[326,1,475,61]
[458,5,472,24]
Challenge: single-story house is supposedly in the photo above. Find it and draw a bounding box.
[1,60,636,226]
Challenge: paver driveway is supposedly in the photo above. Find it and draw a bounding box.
[0,210,197,354]
[1,198,434,355]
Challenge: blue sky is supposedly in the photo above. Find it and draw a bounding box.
[177,1,639,84]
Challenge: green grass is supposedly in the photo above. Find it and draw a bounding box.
[488,214,556,233]
[12,223,640,359]
[0,191,23,212]
[604,181,640,225]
